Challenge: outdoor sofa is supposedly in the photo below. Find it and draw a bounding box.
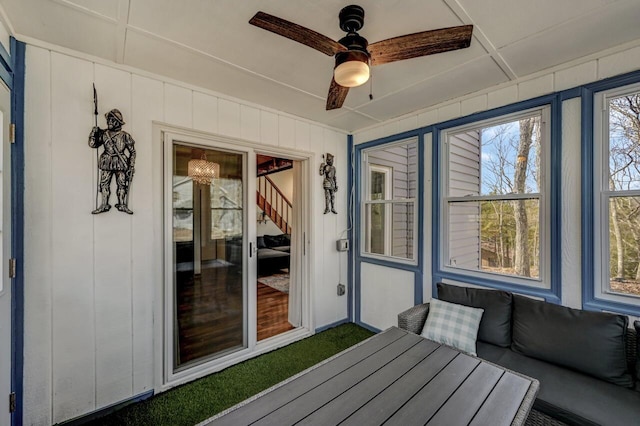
[398,283,640,426]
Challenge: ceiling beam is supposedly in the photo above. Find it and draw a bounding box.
[443,0,518,80]
[116,0,130,64]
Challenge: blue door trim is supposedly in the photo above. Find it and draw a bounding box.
[10,37,25,426]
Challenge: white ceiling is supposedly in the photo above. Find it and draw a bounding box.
[2,0,640,132]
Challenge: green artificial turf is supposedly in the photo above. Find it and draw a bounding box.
[89,323,374,426]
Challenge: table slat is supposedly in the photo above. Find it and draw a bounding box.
[427,362,504,425]
[469,372,532,426]
[206,327,407,426]
[252,333,422,425]
[383,353,479,425]
[297,338,440,425]
[340,345,459,426]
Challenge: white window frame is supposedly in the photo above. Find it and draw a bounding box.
[361,138,418,265]
[440,106,552,288]
[593,82,640,306]
[365,164,393,256]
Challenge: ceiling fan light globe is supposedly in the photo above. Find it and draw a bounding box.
[334,60,370,87]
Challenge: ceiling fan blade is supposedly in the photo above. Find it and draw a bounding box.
[326,78,350,110]
[369,25,473,66]
[250,11,348,57]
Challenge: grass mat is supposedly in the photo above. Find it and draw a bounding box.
[89,323,374,426]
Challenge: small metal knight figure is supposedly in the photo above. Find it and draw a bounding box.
[89,108,136,214]
[319,153,338,214]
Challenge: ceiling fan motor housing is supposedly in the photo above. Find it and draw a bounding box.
[339,5,365,32]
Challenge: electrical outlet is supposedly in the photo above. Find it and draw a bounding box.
[337,283,346,296]
[336,239,349,251]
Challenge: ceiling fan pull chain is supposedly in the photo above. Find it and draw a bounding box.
[369,72,373,101]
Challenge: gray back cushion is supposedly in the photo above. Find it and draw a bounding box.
[512,295,633,388]
[437,283,513,347]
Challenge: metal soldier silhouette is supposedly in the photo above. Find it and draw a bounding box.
[89,108,136,214]
[320,153,338,214]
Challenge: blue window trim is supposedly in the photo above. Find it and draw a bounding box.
[581,70,640,316]
[349,70,640,320]
[347,135,354,322]
[9,37,24,426]
[353,129,424,328]
[432,94,563,304]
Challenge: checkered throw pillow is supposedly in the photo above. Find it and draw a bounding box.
[421,298,484,356]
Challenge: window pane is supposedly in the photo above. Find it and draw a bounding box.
[607,196,640,297]
[364,202,414,260]
[608,93,640,191]
[173,177,193,242]
[366,140,417,200]
[371,171,386,200]
[210,177,243,239]
[172,144,245,370]
[448,199,540,279]
[449,115,541,197]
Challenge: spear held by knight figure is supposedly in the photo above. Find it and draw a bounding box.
[88,85,136,214]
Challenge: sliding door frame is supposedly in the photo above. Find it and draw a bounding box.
[153,124,314,391]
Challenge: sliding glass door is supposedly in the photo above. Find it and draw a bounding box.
[161,129,312,387]
[167,138,253,374]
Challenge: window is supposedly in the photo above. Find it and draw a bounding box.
[366,165,392,255]
[441,107,550,286]
[594,83,640,304]
[362,138,418,263]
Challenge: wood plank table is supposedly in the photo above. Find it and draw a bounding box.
[202,327,539,426]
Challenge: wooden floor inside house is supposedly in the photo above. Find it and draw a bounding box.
[257,282,295,341]
[175,265,295,366]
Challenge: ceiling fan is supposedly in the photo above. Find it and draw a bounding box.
[249,5,473,110]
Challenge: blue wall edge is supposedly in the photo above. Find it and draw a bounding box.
[315,318,350,333]
[10,37,24,426]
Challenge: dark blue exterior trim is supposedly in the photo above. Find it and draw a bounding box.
[581,87,596,312]
[354,130,424,329]
[415,133,425,305]
[432,95,563,303]
[354,146,362,325]
[356,321,381,334]
[315,318,350,333]
[9,38,24,426]
[581,70,640,316]
[431,126,441,300]
[347,135,354,322]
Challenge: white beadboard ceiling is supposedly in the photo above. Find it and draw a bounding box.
[2,0,640,132]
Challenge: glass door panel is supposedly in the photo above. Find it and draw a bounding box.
[172,144,245,370]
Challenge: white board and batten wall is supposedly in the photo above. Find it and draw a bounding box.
[22,45,348,424]
[354,42,640,331]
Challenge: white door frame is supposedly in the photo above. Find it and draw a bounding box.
[153,124,314,392]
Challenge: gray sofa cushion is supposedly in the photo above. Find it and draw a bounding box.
[479,344,640,426]
[512,295,633,388]
[437,283,512,347]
